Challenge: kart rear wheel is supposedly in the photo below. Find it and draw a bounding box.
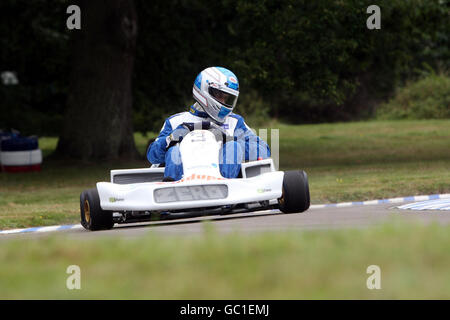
[278,170,310,213]
[80,188,114,231]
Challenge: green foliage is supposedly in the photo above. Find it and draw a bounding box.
[377,74,450,120]
[132,0,449,127]
[0,0,70,135]
[227,0,449,122]
[234,90,271,128]
[0,0,448,135]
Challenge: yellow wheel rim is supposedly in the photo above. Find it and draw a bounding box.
[84,200,91,224]
[279,187,285,205]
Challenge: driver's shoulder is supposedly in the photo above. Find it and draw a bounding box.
[227,112,245,123]
[167,111,204,128]
[165,111,185,124]
[227,113,250,128]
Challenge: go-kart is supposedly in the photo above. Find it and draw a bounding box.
[80,125,310,231]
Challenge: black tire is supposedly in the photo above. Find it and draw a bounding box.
[80,188,114,231]
[278,170,310,213]
[80,191,88,229]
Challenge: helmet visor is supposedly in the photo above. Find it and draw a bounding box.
[208,87,237,108]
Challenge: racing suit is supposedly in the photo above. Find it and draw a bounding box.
[147,103,271,180]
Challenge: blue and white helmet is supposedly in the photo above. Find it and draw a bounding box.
[192,67,239,123]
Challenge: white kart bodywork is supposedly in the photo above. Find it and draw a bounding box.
[97,130,283,212]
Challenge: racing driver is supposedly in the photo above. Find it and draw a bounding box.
[147,66,271,181]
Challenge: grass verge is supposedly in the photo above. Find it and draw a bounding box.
[0,221,449,299]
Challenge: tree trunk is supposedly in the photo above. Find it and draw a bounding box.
[56,0,139,161]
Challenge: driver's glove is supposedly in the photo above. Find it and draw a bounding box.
[165,122,213,150]
[165,121,229,150]
[165,124,191,150]
[209,121,226,134]
[209,121,233,142]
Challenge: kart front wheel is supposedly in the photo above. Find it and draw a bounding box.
[80,188,114,231]
[278,170,310,214]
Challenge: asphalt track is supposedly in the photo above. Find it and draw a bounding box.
[2,200,450,240]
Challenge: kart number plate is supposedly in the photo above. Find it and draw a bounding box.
[154,185,228,203]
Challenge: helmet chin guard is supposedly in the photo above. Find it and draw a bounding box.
[192,67,239,123]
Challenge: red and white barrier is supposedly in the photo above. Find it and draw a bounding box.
[0,144,42,172]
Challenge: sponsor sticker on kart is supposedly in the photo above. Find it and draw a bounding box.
[155,173,226,185]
